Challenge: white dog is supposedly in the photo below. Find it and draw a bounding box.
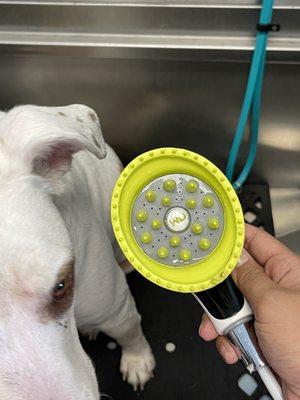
[0,104,155,400]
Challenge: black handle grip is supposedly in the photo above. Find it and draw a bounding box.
[195,277,245,319]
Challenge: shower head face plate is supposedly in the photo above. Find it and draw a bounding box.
[111,148,245,293]
[131,174,224,267]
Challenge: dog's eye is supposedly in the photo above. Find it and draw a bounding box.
[53,281,66,299]
[46,263,75,319]
[55,281,65,291]
[52,263,74,303]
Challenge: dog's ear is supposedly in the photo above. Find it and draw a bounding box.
[4,104,106,190]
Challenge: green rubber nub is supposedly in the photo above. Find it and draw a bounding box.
[145,190,156,202]
[136,209,148,222]
[186,180,198,193]
[157,247,169,259]
[161,196,172,207]
[203,195,214,208]
[170,236,181,247]
[192,223,203,234]
[208,217,220,230]
[141,232,152,244]
[186,198,197,209]
[151,219,162,230]
[180,249,191,261]
[163,179,176,192]
[199,237,211,250]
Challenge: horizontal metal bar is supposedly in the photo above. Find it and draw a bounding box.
[0,0,298,8]
[0,31,299,51]
[0,0,298,61]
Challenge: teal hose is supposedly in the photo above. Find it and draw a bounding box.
[226,0,275,190]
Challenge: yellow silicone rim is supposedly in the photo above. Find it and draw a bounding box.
[111,148,245,293]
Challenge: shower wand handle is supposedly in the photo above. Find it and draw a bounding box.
[193,277,284,400]
[195,277,266,373]
[193,276,253,335]
[193,276,266,372]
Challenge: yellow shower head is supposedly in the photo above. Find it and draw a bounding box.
[111,148,244,293]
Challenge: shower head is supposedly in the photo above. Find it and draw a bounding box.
[111,147,244,293]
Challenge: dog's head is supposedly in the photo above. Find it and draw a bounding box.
[0,105,106,400]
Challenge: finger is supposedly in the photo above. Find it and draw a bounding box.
[216,336,239,364]
[245,224,294,267]
[231,249,277,307]
[199,314,218,341]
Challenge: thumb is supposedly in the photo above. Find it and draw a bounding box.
[231,249,277,308]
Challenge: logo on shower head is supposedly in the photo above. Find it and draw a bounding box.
[165,207,190,232]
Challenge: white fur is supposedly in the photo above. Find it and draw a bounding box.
[0,105,155,400]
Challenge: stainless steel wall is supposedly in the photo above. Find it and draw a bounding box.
[0,0,299,190]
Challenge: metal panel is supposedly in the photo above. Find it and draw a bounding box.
[1,53,300,186]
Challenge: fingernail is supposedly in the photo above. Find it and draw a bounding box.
[223,350,237,364]
[238,249,250,267]
[220,346,231,362]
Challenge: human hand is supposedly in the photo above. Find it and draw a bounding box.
[199,224,300,400]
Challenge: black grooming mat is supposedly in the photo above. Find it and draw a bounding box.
[81,271,269,400]
[237,183,274,235]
